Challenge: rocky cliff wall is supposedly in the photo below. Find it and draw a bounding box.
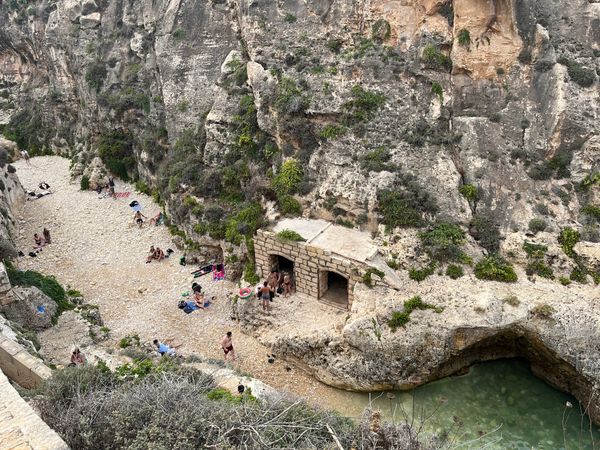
[0,1,597,250]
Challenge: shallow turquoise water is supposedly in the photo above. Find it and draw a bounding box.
[336,359,600,449]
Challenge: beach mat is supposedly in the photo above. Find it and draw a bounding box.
[114,192,131,198]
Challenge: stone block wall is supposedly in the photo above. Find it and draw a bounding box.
[0,333,52,389]
[254,230,368,308]
[0,368,68,450]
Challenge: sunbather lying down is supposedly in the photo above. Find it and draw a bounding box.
[27,189,52,200]
[153,338,182,356]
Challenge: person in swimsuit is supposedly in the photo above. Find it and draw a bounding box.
[193,290,207,309]
[133,210,147,228]
[283,272,292,297]
[33,233,44,250]
[146,246,156,263]
[221,331,235,361]
[154,247,165,261]
[69,348,86,367]
[260,281,271,312]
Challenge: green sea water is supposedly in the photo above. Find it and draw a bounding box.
[336,359,599,449]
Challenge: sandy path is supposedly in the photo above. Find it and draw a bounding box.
[12,156,357,411]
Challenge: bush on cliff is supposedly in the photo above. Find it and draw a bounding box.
[474,255,518,282]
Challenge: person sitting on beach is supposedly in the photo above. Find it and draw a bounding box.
[192,282,202,294]
[146,246,156,263]
[154,247,165,261]
[193,291,208,309]
[153,339,176,356]
[149,211,163,226]
[33,233,44,250]
[69,348,86,367]
[43,228,51,245]
[133,211,147,228]
[38,182,50,190]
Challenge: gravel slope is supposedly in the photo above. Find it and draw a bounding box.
[12,156,354,410]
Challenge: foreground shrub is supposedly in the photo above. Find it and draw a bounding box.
[35,363,367,450]
[277,229,306,242]
[558,227,580,258]
[419,222,466,263]
[474,255,518,282]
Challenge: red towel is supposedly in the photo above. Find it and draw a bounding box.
[113,192,131,198]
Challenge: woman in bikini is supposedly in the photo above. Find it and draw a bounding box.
[283,272,292,297]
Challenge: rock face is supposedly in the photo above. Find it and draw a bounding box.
[241,275,600,424]
[0,286,57,330]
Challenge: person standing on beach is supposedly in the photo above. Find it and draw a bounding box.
[43,228,51,244]
[221,331,235,362]
[21,150,31,166]
[108,177,115,198]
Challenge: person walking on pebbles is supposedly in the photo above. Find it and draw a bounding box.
[43,227,51,244]
[221,331,236,362]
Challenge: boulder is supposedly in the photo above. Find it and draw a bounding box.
[81,0,98,15]
[80,12,101,29]
[82,157,108,191]
[574,241,600,271]
[0,287,57,331]
[130,32,146,58]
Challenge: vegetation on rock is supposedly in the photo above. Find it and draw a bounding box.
[388,296,443,331]
[474,255,518,282]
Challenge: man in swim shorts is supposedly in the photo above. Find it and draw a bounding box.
[221,331,235,362]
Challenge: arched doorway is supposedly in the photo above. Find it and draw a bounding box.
[319,270,349,309]
[269,254,294,273]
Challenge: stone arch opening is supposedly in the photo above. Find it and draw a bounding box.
[268,254,294,273]
[319,270,349,308]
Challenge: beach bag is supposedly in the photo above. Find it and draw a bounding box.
[276,286,283,294]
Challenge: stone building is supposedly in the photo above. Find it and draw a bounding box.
[254,218,395,309]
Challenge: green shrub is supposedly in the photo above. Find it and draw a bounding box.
[272,159,303,195]
[2,109,49,154]
[5,264,72,318]
[377,190,425,230]
[531,304,556,320]
[431,82,443,99]
[503,295,520,307]
[528,218,547,233]
[558,227,580,258]
[459,184,478,202]
[135,181,150,195]
[274,77,308,114]
[80,175,90,191]
[276,229,306,242]
[96,130,135,180]
[446,264,464,279]
[283,13,296,23]
[85,61,107,92]
[421,44,452,71]
[388,295,443,331]
[419,222,465,263]
[582,204,600,221]
[570,266,587,283]
[343,85,386,124]
[559,276,571,286]
[457,29,471,46]
[362,267,385,288]
[371,19,391,41]
[408,262,436,282]
[386,259,399,270]
[326,38,343,53]
[172,27,186,41]
[470,214,501,253]
[522,241,548,259]
[278,194,302,216]
[474,255,518,282]
[319,124,346,140]
[119,334,140,348]
[557,57,596,87]
[360,147,395,173]
[526,260,554,279]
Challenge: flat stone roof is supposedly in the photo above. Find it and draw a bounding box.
[272,218,378,263]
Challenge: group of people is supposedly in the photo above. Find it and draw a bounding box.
[146,246,165,263]
[133,210,163,228]
[32,228,52,252]
[257,268,294,312]
[153,331,235,362]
